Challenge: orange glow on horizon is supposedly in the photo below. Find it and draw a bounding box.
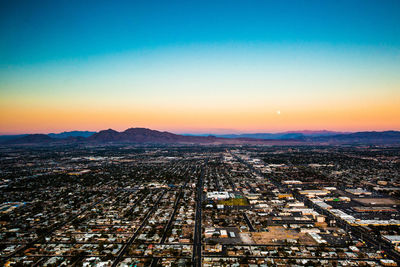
[1,96,399,134]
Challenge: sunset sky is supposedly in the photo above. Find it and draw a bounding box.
[1,0,399,134]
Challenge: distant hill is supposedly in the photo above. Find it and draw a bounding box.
[187,130,347,140]
[311,131,400,144]
[0,134,28,143]
[283,130,348,137]
[4,134,53,144]
[88,128,218,143]
[48,131,96,139]
[2,128,400,145]
[215,133,306,140]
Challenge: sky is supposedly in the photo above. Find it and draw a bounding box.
[0,0,399,134]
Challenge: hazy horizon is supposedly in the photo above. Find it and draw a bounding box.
[1,126,398,136]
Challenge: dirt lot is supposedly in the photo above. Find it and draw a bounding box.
[243,226,317,245]
[354,198,400,206]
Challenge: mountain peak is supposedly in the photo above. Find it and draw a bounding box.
[123,127,157,133]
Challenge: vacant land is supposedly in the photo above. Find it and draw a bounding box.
[354,198,400,206]
[218,198,249,206]
[250,226,317,245]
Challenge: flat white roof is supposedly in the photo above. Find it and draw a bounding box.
[383,235,400,243]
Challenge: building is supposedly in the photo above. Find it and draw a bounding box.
[206,192,230,200]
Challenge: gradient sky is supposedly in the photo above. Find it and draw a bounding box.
[1,0,400,134]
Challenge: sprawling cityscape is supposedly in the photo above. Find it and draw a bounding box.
[1,143,400,266]
[1,1,400,266]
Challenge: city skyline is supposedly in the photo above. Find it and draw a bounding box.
[1,0,400,134]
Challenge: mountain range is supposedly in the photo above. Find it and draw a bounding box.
[1,128,400,145]
[48,131,96,139]
[184,130,348,140]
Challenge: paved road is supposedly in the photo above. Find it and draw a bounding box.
[192,159,207,267]
[151,183,187,267]
[243,213,256,232]
[234,152,400,264]
[111,190,166,267]
[2,194,111,261]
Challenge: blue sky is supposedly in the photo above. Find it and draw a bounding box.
[0,0,399,133]
[1,0,399,66]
